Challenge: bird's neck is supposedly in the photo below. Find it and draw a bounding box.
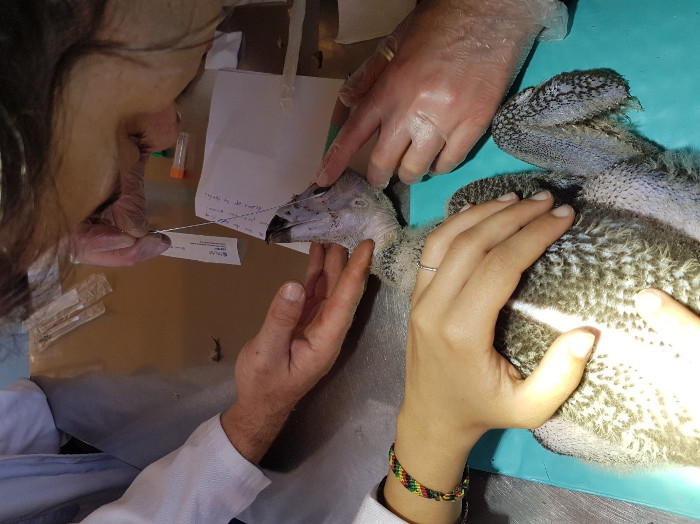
[367,212,403,252]
[370,224,438,297]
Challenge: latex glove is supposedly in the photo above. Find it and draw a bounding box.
[69,154,171,266]
[318,0,559,188]
[634,288,700,351]
[384,192,593,523]
[220,241,373,464]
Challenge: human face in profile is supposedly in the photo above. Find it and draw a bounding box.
[52,0,223,234]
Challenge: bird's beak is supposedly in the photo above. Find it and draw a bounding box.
[265,215,292,244]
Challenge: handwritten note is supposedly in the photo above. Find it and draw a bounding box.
[162,232,240,265]
[196,71,343,253]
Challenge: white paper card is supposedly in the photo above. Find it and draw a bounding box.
[162,232,241,265]
[205,31,242,71]
[196,70,343,253]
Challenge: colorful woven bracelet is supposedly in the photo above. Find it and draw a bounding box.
[389,442,469,502]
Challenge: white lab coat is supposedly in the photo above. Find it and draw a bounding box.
[0,379,401,523]
[0,379,268,522]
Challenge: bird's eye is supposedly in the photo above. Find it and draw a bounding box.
[353,198,368,208]
[312,187,329,196]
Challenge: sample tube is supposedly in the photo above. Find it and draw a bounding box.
[170,131,189,179]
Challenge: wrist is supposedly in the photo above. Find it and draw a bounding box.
[395,407,484,466]
[381,411,481,523]
[394,412,476,490]
[220,399,291,465]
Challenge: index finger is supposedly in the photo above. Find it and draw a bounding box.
[74,233,170,266]
[450,206,574,336]
[308,240,373,344]
[317,101,382,187]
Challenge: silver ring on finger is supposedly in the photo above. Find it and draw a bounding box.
[417,262,438,272]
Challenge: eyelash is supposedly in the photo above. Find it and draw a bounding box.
[129,132,153,153]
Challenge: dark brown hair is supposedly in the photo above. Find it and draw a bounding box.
[0,2,228,322]
[0,1,109,321]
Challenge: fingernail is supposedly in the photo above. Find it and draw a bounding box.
[459,203,471,212]
[159,234,171,248]
[570,331,596,359]
[530,190,551,201]
[550,204,573,217]
[635,289,662,315]
[139,234,170,258]
[281,282,304,302]
[497,192,518,201]
[377,179,390,189]
[316,170,329,187]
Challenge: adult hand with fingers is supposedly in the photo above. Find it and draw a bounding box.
[221,241,373,464]
[69,154,172,266]
[317,0,569,188]
[383,193,595,524]
[68,106,180,266]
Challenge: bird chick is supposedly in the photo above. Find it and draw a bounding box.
[266,69,700,469]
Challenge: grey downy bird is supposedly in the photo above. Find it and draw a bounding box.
[266,69,700,469]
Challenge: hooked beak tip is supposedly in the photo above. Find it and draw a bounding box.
[265,215,291,244]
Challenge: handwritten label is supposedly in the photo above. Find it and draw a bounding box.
[195,71,345,254]
[162,232,241,265]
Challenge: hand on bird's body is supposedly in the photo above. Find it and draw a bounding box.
[384,192,595,523]
[221,241,373,464]
[317,0,544,189]
[634,288,700,351]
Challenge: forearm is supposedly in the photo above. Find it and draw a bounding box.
[83,415,270,523]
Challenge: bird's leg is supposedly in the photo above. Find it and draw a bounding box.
[492,69,660,174]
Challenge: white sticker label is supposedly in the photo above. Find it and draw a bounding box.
[162,232,241,265]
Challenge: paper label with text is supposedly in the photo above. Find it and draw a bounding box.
[162,232,240,265]
[195,71,343,253]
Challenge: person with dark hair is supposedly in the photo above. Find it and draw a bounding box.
[0,0,696,523]
[0,1,371,521]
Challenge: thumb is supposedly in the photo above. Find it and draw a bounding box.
[515,328,596,427]
[73,233,170,266]
[256,281,306,359]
